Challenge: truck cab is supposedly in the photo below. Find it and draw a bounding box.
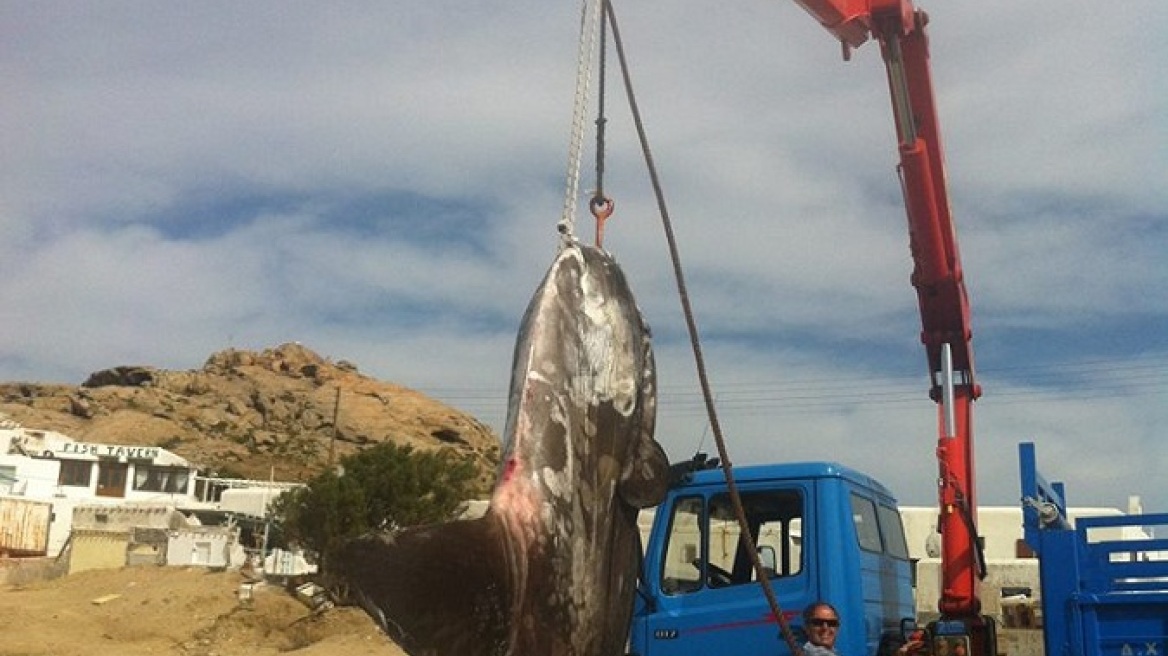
[630,461,915,656]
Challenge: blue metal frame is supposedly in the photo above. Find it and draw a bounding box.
[1019,442,1168,656]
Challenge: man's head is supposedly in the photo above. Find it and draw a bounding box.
[803,601,841,649]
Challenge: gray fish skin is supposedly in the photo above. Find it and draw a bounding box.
[331,241,669,656]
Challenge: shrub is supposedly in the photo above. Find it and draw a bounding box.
[271,442,480,565]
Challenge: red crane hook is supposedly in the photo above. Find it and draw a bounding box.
[590,196,615,248]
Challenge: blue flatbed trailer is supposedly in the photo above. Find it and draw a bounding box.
[1019,442,1168,656]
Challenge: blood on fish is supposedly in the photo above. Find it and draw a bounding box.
[502,457,520,482]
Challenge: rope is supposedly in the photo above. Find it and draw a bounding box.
[557,0,606,242]
[603,3,804,654]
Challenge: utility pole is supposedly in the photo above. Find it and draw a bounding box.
[328,386,341,467]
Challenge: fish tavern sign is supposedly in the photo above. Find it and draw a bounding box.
[57,441,162,462]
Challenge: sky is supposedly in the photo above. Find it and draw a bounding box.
[3,1,1166,512]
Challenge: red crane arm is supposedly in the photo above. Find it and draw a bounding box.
[791,0,987,635]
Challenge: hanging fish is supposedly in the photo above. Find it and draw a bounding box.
[329,239,670,656]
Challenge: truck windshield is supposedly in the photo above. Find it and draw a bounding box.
[660,489,804,594]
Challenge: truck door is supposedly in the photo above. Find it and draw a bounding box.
[633,484,813,656]
[847,491,914,655]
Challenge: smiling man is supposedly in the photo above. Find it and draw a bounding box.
[802,601,842,656]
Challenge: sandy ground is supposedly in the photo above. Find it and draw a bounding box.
[0,566,406,656]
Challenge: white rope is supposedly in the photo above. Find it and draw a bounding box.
[557,0,604,242]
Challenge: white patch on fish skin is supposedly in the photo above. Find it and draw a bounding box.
[572,264,641,418]
[535,397,574,504]
[541,465,570,502]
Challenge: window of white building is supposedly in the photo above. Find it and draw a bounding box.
[58,460,93,487]
[133,465,190,494]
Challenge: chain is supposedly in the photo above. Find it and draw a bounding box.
[593,1,608,204]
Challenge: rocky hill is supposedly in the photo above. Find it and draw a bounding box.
[0,343,500,490]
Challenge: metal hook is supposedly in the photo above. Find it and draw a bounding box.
[590,196,614,247]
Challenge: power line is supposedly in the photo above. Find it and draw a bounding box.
[418,353,1168,419]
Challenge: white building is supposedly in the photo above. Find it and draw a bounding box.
[2,424,200,506]
[0,415,307,574]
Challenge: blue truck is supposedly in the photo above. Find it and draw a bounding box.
[629,459,916,656]
[1019,442,1168,656]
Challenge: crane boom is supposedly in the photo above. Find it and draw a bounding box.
[790,1,993,652]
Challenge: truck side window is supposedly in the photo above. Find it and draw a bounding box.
[707,489,804,587]
[877,503,910,560]
[661,496,704,594]
[851,494,883,553]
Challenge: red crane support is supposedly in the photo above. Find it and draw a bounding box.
[790,1,993,652]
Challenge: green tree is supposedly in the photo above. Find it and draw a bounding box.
[271,442,481,564]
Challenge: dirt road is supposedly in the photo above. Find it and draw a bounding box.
[0,566,406,655]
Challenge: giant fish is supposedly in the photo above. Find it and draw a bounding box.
[329,239,671,656]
